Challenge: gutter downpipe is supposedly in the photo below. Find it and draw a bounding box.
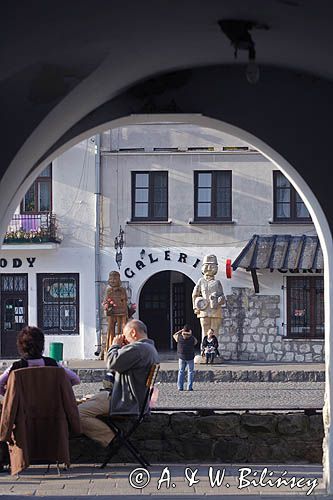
[94,134,102,356]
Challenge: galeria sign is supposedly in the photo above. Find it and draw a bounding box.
[124,250,200,278]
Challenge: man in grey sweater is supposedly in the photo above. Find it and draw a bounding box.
[79,319,159,448]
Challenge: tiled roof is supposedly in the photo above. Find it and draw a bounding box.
[232,234,323,272]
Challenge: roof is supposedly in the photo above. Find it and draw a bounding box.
[232,234,323,272]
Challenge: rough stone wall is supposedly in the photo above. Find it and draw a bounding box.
[218,288,324,363]
[70,411,323,464]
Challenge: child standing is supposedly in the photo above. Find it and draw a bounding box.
[173,324,197,391]
[201,328,219,364]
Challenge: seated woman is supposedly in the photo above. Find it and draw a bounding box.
[0,326,80,396]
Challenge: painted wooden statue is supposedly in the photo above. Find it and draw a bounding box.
[192,254,225,340]
[103,271,128,352]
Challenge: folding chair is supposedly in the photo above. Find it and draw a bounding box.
[101,363,160,469]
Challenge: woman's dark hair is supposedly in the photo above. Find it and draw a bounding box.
[182,324,191,332]
[17,326,45,359]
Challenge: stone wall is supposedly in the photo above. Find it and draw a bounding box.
[218,288,324,363]
[70,411,323,464]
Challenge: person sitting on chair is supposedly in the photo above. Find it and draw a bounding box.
[78,319,159,448]
[0,326,80,396]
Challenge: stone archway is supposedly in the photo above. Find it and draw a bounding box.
[1,112,332,491]
[138,270,200,351]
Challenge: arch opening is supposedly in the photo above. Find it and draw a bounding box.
[139,270,200,352]
[1,113,332,492]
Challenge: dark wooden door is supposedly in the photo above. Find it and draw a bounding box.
[139,272,170,350]
[1,274,28,357]
[172,277,201,349]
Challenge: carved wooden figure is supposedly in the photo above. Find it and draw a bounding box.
[104,271,128,352]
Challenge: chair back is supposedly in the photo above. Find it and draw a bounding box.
[0,366,80,475]
[137,363,160,421]
[146,363,160,392]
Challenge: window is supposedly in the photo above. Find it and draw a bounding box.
[21,164,52,213]
[132,171,168,220]
[273,171,311,222]
[37,273,79,335]
[287,276,324,339]
[194,171,232,221]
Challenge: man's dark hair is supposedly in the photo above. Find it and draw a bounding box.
[182,324,191,332]
[17,326,45,359]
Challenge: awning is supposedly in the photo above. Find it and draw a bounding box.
[232,234,323,293]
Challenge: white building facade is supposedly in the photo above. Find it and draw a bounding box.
[0,124,324,361]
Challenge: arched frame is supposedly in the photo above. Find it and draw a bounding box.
[1,113,332,491]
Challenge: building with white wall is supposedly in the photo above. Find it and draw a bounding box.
[0,124,324,361]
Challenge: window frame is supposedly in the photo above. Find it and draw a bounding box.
[131,171,168,221]
[286,275,324,339]
[194,170,232,222]
[37,272,80,335]
[273,170,311,222]
[20,164,52,214]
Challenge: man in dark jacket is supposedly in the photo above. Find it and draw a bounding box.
[173,324,197,391]
[79,319,159,447]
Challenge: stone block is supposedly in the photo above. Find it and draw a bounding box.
[252,334,260,341]
[248,353,258,361]
[241,414,278,433]
[170,413,195,435]
[295,354,305,362]
[246,343,256,353]
[270,370,286,381]
[299,343,311,354]
[256,343,264,353]
[251,317,260,327]
[242,334,251,342]
[213,437,250,461]
[277,414,308,435]
[199,414,241,437]
[312,344,323,354]
[305,353,314,362]
[247,370,260,382]
[281,351,295,362]
[309,414,324,438]
[263,318,275,327]
[264,344,272,354]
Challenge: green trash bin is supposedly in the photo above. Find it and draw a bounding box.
[49,342,63,362]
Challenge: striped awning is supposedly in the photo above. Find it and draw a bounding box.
[232,234,323,272]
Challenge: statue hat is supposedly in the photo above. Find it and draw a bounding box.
[203,254,218,265]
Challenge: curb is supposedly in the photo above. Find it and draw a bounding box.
[73,368,325,383]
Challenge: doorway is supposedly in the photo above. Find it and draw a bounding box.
[139,270,200,351]
[0,274,28,358]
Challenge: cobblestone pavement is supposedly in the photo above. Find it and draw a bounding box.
[0,463,326,498]
[73,381,324,410]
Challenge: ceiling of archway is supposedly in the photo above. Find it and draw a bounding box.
[2,0,333,164]
[2,0,333,213]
